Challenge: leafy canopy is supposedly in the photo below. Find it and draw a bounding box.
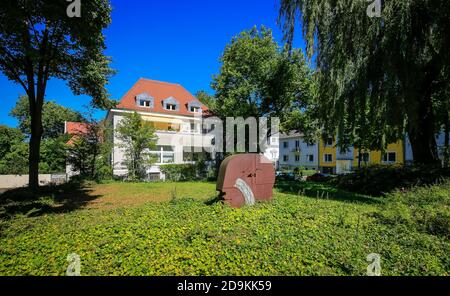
[211,26,314,130]
[10,95,85,139]
[278,0,450,161]
[0,0,116,109]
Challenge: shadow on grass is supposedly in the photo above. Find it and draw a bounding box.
[0,181,102,220]
[275,180,382,205]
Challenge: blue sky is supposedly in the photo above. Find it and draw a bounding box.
[0,0,305,128]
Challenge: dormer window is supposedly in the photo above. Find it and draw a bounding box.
[187,101,202,113]
[136,93,154,108]
[162,97,179,111]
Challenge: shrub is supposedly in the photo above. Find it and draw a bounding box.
[377,181,450,238]
[160,164,199,181]
[335,165,450,196]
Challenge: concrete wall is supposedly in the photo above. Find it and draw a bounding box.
[0,174,55,189]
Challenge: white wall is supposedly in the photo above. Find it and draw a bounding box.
[109,111,214,179]
[279,136,319,170]
[0,174,55,189]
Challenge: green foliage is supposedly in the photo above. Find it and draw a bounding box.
[211,26,316,135]
[195,90,216,110]
[0,125,24,156]
[0,135,69,175]
[377,181,450,238]
[66,120,112,180]
[0,141,29,175]
[0,181,448,275]
[39,136,69,173]
[278,0,450,163]
[9,95,85,139]
[160,164,199,181]
[115,112,158,181]
[335,165,450,196]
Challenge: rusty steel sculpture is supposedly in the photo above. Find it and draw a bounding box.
[216,154,276,208]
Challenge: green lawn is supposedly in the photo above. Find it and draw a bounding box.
[0,180,448,275]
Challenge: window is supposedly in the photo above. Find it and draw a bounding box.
[163,97,179,111]
[283,141,289,148]
[307,154,314,162]
[271,137,278,144]
[383,152,396,163]
[148,173,160,182]
[188,101,202,113]
[190,122,199,133]
[283,155,289,161]
[136,93,153,108]
[295,155,300,162]
[190,106,200,112]
[324,138,333,146]
[139,100,152,107]
[295,140,300,147]
[166,103,176,110]
[324,153,333,162]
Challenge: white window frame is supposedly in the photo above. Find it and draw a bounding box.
[382,151,397,163]
[166,103,176,111]
[324,153,333,163]
[190,106,200,113]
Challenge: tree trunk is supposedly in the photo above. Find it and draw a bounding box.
[444,110,449,168]
[28,103,43,191]
[406,92,440,166]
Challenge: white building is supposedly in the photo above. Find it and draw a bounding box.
[278,132,319,171]
[100,78,279,180]
[104,78,215,180]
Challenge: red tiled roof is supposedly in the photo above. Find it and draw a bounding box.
[66,122,89,135]
[65,122,91,145]
[115,78,209,116]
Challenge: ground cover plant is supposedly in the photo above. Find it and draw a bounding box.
[0,181,448,275]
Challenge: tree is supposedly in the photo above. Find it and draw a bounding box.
[0,125,25,157]
[115,112,158,181]
[40,135,69,173]
[278,0,450,165]
[211,26,314,150]
[0,125,28,174]
[0,0,115,189]
[10,95,85,139]
[195,90,216,110]
[66,120,112,180]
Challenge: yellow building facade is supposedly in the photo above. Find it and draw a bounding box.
[318,138,405,174]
